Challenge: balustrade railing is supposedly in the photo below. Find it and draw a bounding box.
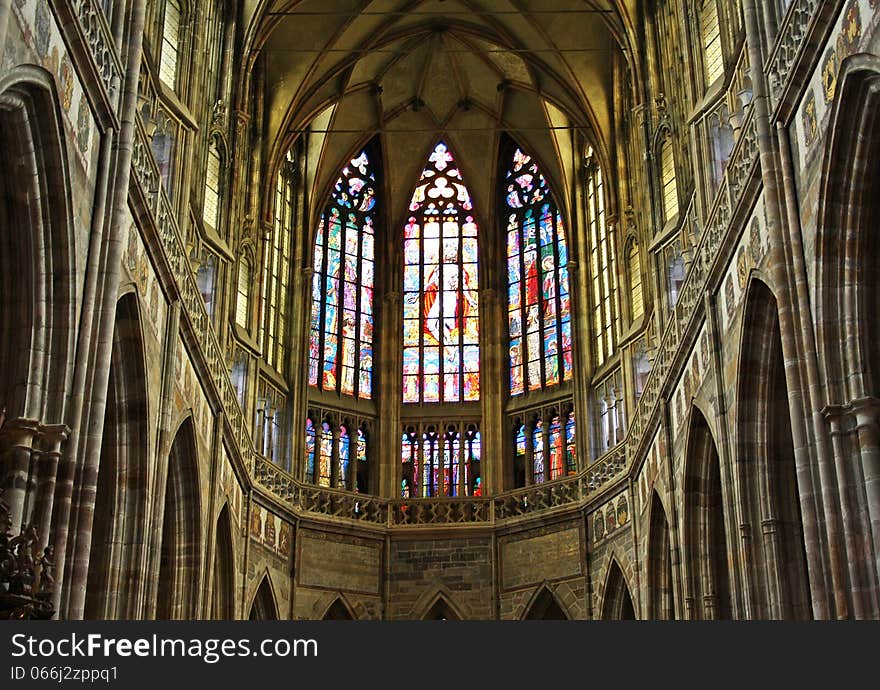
[766,0,825,113]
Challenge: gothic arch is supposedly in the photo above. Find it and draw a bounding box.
[211,503,236,620]
[249,573,280,620]
[816,54,880,403]
[522,584,570,620]
[84,293,150,619]
[321,595,357,620]
[682,405,732,619]
[645,490,675,619]
[735,279,811,620]
[600,558,636,620]
[0,66,75,424]
[415,586,467,621]
[156,417,202,619]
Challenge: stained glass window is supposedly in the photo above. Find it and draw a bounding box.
[159,0,181,89]
[261,154,293,375]
[203,141,221,230]
[338,426,351,491]
[628,240,644,321]
[701,0,724,86]
[660,140,678,223]
[319,422,333,487]
[402,142,480,404]
[401,423,481,497]
[235,256,251,329]
[565,412,577,476]
[533,421,545,484]
[356,428,368,493]
[306,418,316,482]
[309,151,376,399]
[514,412,577,487]
[585,151,618,368]
[505,146,572,396]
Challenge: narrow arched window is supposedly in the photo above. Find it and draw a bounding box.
[203,140,222,231]
[504,146,572,396]
[660,139,678,223]
[159,0,182,89]
[261,152,294,375]
[305,418,317,483]
[318,422,333,487]
[701,0,724,86]
[403,142,480,405]
[585,150,618,367]
[309,150,377,400]
[235,256,252,329]
[628,240,644,321]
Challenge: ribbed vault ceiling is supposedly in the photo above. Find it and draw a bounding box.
[246,0,634,229]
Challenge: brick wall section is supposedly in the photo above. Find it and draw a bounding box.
[387,537,493,620]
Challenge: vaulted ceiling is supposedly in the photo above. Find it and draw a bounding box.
[244,0,636,229]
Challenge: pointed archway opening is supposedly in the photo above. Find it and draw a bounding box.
[646,492,674,620]
[323,597,355,620]
[156,418,201,619]
[523,586,569,620]
[601,560,636,620]
[211,504,235,620]
[84,294,149,620]
[683,407,732,619]
[422,596,461,620]
[738,280,811,620]
[249,576,279,620]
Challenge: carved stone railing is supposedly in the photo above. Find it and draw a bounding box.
[494,474,582,521]
[628,107,759,455]
[393,497,491,526]
[299,484,389,525]
[766,0,823,113]
[129,118,257,465]
[252,455,298,504]
[51,0,123,123]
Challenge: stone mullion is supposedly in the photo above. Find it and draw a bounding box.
[524,419,535,486]
[480,287,502,495]
[330,421,341,490]
[33,425,70,552]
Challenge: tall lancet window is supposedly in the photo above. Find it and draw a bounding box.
[309,151,377,400]
[402,142,480,405]
[504,147,573,396]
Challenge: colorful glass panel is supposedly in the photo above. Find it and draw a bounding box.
[505,147,573,396]
[305,418,316,483]
[403,142,480,404]
[319,422,332,487]
[310,151,377,399]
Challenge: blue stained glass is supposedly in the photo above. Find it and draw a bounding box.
[404,266,421,292]
[504,146,572,396]
[309,149,377,400]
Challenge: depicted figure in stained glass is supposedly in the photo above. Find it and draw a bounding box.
[403,142,480,405]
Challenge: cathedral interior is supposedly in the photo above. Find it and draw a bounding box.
[1,0,879,621]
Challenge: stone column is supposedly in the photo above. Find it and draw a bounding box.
[33,425,70,550]
[0,418,41,532]
[851,398,880,605]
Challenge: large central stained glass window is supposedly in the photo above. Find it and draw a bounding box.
[309,151,377,399]
[403,142,480,404]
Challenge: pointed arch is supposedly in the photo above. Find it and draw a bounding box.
[422,596,462,621]
[0,67,75,424]
[322,596,357,620]
[211,503,236,620]
[500,137,573,396]
[601,559,636,620]
[816,54,880,404]
[645,491,674,620]
[736,279,811,620]
[249,574,280,620]
[84,293,150,620]
[522,584,569,620]
[156,417,202,619]
[308,145,379,400]
[402,140,481,405]
[682,406,732,619]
